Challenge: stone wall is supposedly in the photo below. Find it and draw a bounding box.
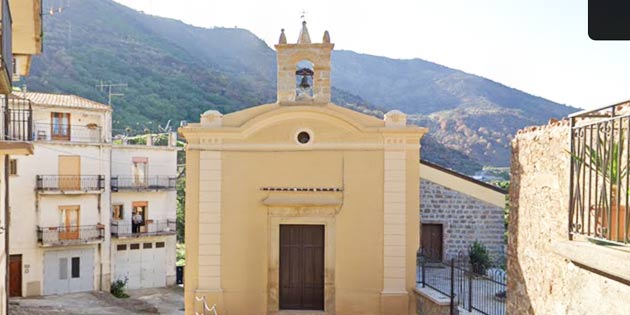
[420,179,505,261]
[508,121,630,314]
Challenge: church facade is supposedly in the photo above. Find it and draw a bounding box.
[181,22,427,315]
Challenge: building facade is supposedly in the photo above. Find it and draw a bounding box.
[419,160,506,262]
[181,22,427,315]
[0,1,43,314]
[7,92,178,297]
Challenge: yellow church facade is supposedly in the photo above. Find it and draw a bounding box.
[181,22,427,315]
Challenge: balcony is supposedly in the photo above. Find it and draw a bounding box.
[37,225,105,247]
[33,123,104,143]
[569,103,630,245]
[0,0,13,94]
[111,219,176,238]
[36,175,105,193]
[111,176,177,192]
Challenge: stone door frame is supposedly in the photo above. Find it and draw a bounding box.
[267,207,337,315]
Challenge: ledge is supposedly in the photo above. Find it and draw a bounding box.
[263,194,342,207]
[413,287,451,306]
[552,239,630,283]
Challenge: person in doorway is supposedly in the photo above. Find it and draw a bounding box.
[132,210,143,233]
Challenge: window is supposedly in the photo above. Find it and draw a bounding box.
[59,258,68,280]
[51,112,71,140]
[117,244,127,251]
[9,159,17,176]
[143,243,152,249]
[130,243,140,250]
[71,257,80,278]
[112,204,124,220]
[132,157,148,185]
[155,242,165,248]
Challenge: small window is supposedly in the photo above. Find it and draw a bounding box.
[130,243,140,250]
[59,258,68,280]
[297,131,311,144]
[112,204,124,220]
[143,243,152,249]
[155,242,165,248]
[71,257,80,278]
[116,244,127,251]
[9,159,17,176]
[51,112,71,141]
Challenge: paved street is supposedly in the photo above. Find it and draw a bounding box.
[9,286,184,315]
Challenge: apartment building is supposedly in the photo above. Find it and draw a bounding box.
[0,0,43,313]
[7,92,177,297]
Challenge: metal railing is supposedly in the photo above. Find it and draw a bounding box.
[111,176,177,191]
[33,123,104,143]
[1,0,12,85]
[36,175,105,192]
[194,296,218,315]
[570,104,630,244]
[111,219,176,237]
[417,250,506,315]
[37,225,105,246]
[1,95,33,141]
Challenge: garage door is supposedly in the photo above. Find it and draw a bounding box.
[114,241,166,289]
[43,249,94,295]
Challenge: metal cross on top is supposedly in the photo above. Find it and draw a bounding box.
[300,10,307,21]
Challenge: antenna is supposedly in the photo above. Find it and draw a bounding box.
[96,81,127,106]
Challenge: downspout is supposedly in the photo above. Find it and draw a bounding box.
[5,93,11,315]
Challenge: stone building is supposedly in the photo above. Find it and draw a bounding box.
[181,22,427,315]
[508,103,630,314]
[419,160,506,262]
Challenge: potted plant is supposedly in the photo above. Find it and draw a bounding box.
[469,241,491,276]
[571,133,628,242]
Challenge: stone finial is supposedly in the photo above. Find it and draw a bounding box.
[278,28,287,44]
[200,109,223,127]
[384,110,407,127]
[297,21,311,44]
[323,30,330,43]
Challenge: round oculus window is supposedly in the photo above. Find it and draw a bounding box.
[297,131,311,144]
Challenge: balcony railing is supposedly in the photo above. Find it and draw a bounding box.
[1,96,33,141]
[33,123,104,143]
[36,175,105,192]
[1,0,13,88]
[111,176,177,192]
[570,104,630,245]
[111,219,176,238]
[37,225,105,246]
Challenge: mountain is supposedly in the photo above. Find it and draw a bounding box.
[24,0,578,174]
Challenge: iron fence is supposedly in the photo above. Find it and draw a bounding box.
[111,219,176,237]
[417,250,506,315]
[33,122,103,143]
[37,225,105,246]
[570,104,630,244]
[1,95,33,141]
[111,175,177,191]
[36,175,105,191]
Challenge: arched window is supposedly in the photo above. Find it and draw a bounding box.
[295,60,314,99]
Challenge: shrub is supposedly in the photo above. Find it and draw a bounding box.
[111,278,129,298]
[469,241,491,275]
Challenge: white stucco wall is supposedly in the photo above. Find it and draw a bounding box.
[31,105,111,143]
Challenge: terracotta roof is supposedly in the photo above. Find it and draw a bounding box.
[14,92,111,111]
[420,159,507,194]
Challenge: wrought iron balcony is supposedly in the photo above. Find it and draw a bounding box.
[111,219,176,238]
[33,123,104,143]
[569,103,630,245]
[1,95,33,142]
[111,176,177,192]
[0,0,13,93]
[37,225,105,247]
[36,175,105,192]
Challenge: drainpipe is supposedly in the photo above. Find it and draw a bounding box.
[4,154,9,315]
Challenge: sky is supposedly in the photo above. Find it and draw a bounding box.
[110,0,630,110]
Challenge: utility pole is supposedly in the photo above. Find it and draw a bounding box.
[96,81,127,106]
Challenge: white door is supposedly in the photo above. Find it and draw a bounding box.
[114,241,167,289]
[43,249,94,295]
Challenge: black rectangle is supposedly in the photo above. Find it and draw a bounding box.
[71,257,80,278]
[589,0,630,40]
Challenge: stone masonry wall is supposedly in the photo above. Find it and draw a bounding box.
[420,179,505,261]
[508,121,630,314]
